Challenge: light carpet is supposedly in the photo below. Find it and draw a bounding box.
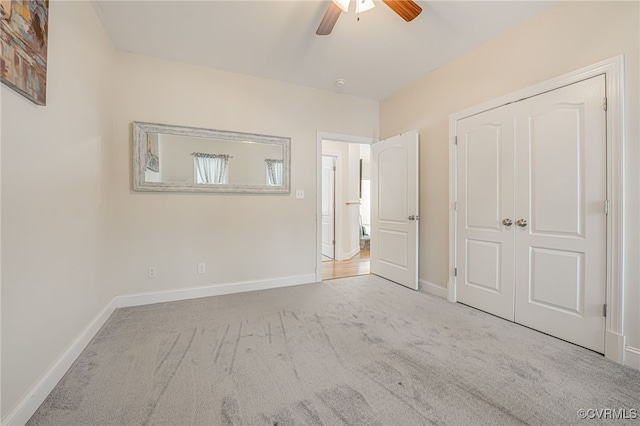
[28,275,640,425]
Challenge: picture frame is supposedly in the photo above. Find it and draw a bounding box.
[0,0,49,106]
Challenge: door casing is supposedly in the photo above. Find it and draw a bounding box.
[449,56,626,363]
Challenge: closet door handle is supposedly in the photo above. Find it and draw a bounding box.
[516,219,528,227]
[502,218,513,226]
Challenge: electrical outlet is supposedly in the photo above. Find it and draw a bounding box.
[295,189,305,199]
[197,262,206,274]
[148,267,157,278]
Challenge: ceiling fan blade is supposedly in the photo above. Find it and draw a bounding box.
[382,0,422,22]
[316,2,342,35]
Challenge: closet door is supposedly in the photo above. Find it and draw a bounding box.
[514,75,607,353]
[456,104,515,321]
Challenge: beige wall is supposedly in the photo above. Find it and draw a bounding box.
[109,53,378,296]
[1,2,379,420]
[380,1,640,350]
[1,1,115,418]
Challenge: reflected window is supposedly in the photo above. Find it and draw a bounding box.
[265,159,283,186]
[193,153,231,184]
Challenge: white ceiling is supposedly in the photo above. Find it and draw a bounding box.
[92,0,555,100]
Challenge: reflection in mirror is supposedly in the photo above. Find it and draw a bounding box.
[133,122,290,193]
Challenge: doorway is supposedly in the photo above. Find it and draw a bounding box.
[321,141,371,281]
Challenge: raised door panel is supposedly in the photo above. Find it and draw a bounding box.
[378,147,408,223]
[530,106,584,237]
[466,125,501,231]
[465,239,502,293]
[528,248,585,315]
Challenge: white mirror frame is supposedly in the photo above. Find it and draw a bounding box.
[133,121,291,194]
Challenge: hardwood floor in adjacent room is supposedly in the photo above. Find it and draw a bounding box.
[322,250,370,280]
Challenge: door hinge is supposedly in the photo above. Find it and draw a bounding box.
[454,201,458,211]
[454,267,458,277]
[454,136,458,145]
[332,240,335,245]
[603,303,607,317]
[603,97,608,111]
[333,166,336,171]
[604,200,609,215]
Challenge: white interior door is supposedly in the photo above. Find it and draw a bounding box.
[456,104,516,321]
[514,75,607,353]
[321,155,336,259]
[370,130,419,290]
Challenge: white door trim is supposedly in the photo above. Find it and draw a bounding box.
[316,132,374,282]
[448,55,625,363]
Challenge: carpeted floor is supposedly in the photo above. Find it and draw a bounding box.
[28,275,640,425]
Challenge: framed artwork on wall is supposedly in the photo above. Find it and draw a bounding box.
[0,0,49,106]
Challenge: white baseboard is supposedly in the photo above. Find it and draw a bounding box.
[605,331,626,364]
[340,247,361,262]
[2,301,118,426]
[419,279,448,299]
[2,274,316,426]
[115,274,316,308]
[625,346,640,370]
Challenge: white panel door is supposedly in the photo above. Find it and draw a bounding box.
[321,155,336,259]
[514,75,606,353]
[370,131,419,290]
[456,104,516,321]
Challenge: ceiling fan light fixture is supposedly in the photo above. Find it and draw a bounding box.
[355,0,375,14]
[332,0,351,13]
[318,0,420,36]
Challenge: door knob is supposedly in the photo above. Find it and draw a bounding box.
[516,218,528,227]
[502,218,513,226]
[408,215,415,221]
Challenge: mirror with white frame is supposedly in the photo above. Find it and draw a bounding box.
[133,121,291,193]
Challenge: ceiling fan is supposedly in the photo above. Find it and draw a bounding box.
[316,0,422,35]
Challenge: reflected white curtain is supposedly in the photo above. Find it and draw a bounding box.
[193,153,230,184]
[265,159,283,186]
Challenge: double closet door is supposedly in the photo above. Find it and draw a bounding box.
[455,75,607,353]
